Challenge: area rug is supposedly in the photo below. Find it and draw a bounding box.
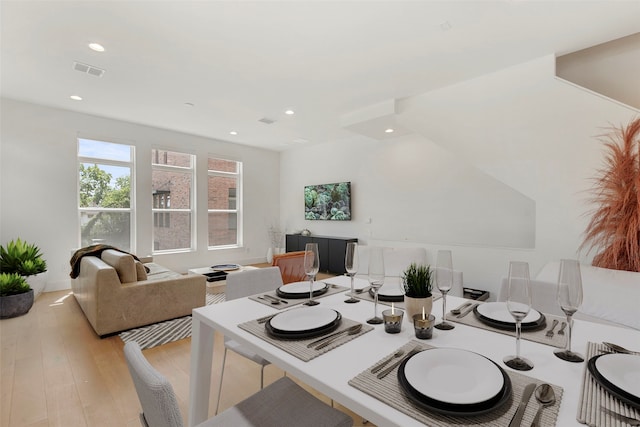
[119,292,225,349]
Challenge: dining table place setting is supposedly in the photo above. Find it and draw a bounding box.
[238,305,373,362]
[577,341,640,427]
[348,339,564,427]
[248,280,348,308]
[448,300,567,348]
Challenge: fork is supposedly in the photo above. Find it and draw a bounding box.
[545,319,559,337]
[601,407,640,426]
[557,321,567,335]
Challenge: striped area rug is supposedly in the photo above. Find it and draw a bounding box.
[119,292,225,350]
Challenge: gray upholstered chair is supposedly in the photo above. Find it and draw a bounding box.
[124,341,352,427]
[216,267,284,414]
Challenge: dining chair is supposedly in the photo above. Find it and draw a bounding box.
[216,266,284,414]
[123,341,353,427]
[272,250,307,284]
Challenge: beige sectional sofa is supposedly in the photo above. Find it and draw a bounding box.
[71,249,206,336]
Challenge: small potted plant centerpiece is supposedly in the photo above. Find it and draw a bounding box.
[402,262,433,322]
[0,272,33,318]
[0,238,48,299]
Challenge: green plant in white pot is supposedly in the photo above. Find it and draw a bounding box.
[402,263,433,322]
[0,238,48,298]
[0,272,34,318]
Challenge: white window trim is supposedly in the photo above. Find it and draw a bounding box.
[207,159,242,249]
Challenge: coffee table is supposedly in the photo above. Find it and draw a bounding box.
[188,265,258,290]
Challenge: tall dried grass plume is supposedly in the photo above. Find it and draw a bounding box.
[580,117,640,272]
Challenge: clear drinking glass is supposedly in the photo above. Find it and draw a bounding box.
[303,243,320,306]
[554,259,584,362]
[434,250,455,330]
[344,242,359,303]
[367,247,385,324]
[503,261,534,371]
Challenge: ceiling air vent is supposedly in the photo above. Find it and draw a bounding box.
[72,61,105,78]
[258,117,276,125]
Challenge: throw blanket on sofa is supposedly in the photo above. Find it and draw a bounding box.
[69,244,145,279]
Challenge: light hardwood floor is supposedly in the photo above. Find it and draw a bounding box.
[1,278,371,426]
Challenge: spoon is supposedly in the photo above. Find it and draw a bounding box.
[315,324,363,350]
[450,302,472,315]
[530,383,556,427]
[603,342,640,355]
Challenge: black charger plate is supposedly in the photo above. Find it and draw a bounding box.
[587,354,640,410]
[368,288,404,302]
[265,311,342,340]
[397,351,512,416]
[276,282,329,299]
[473,305,547,332]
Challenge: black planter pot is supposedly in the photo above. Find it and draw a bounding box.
[0,289,34,318]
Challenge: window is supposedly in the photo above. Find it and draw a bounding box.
[78,138,134,251]
[208,157,241,248]
[152,149,194,252]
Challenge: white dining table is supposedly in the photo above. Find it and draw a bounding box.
[188,289,640,427]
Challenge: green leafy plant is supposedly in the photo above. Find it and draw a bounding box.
[402,263,433,298]
[0,272,31,296]
[0,238,48,276]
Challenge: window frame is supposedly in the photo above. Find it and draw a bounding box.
[207,157,242,250]
[77,138,136,252]
[151,150,196,254]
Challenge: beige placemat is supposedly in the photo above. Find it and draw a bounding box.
[577,342,640,426]
[349,340,563,427]
[248,283,348,309]
[238,315,373,362]
[448,302,566,348]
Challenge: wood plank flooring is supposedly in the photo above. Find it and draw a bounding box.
[1,277,372,427]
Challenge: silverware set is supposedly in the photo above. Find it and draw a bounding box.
[306,324,363,350]
[376,346,422,379]
[545,319,559,338]
[258,294,288,304]
[456,303,478,318]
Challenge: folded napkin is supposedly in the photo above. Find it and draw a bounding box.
[449,302,566,348]
[248,282,347,309]
[238,315,373,362]
[349,340,563,427]
[577,341,640,426]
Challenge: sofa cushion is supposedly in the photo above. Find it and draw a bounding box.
[101,249,137,283]
[135,261,148,281]
[536,261,640,330]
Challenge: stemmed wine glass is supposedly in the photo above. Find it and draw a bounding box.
[503,261,534,371]
[367,247,385,324]
[554,259,584,362]
[344,242,359,303]
[434,250,455,330]
[303,243,320,306]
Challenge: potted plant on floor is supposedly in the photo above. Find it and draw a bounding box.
[0,238,48,298]
[0,272,34,318]
[402,262,433,322]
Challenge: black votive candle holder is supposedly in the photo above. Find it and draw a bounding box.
[413,313,435,339]
[382,309,404,334]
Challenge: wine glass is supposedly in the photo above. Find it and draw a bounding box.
[554,259,584,362]
[503,261,534,371]
[367,247,385,324]
[344,242,360,303]
[303,243,320,306]
[434,250,455,330]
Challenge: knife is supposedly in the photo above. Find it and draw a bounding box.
[508,383,536,427]
[456,303,478,318]
[376,346,422,379]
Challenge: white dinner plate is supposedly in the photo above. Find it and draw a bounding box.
[377,284,404,297]
[403,348,505,405]
[278,281,326,294]
[269,307,339,332]
[476,302,542,324]
[595,354,640,399]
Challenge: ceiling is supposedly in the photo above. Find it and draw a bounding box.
[2,1,639,151]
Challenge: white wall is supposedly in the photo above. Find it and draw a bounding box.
[280,55,638,299]
[0,99,280,292]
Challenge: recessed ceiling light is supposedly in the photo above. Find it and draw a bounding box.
[229,131,238,136]
[385,128,394,133]
[70,95,83,101]
[184,102,195,107]
[285,109,295,115]
[88,43,105,52]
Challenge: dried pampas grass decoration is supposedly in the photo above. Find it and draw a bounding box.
[580,117,640,272]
